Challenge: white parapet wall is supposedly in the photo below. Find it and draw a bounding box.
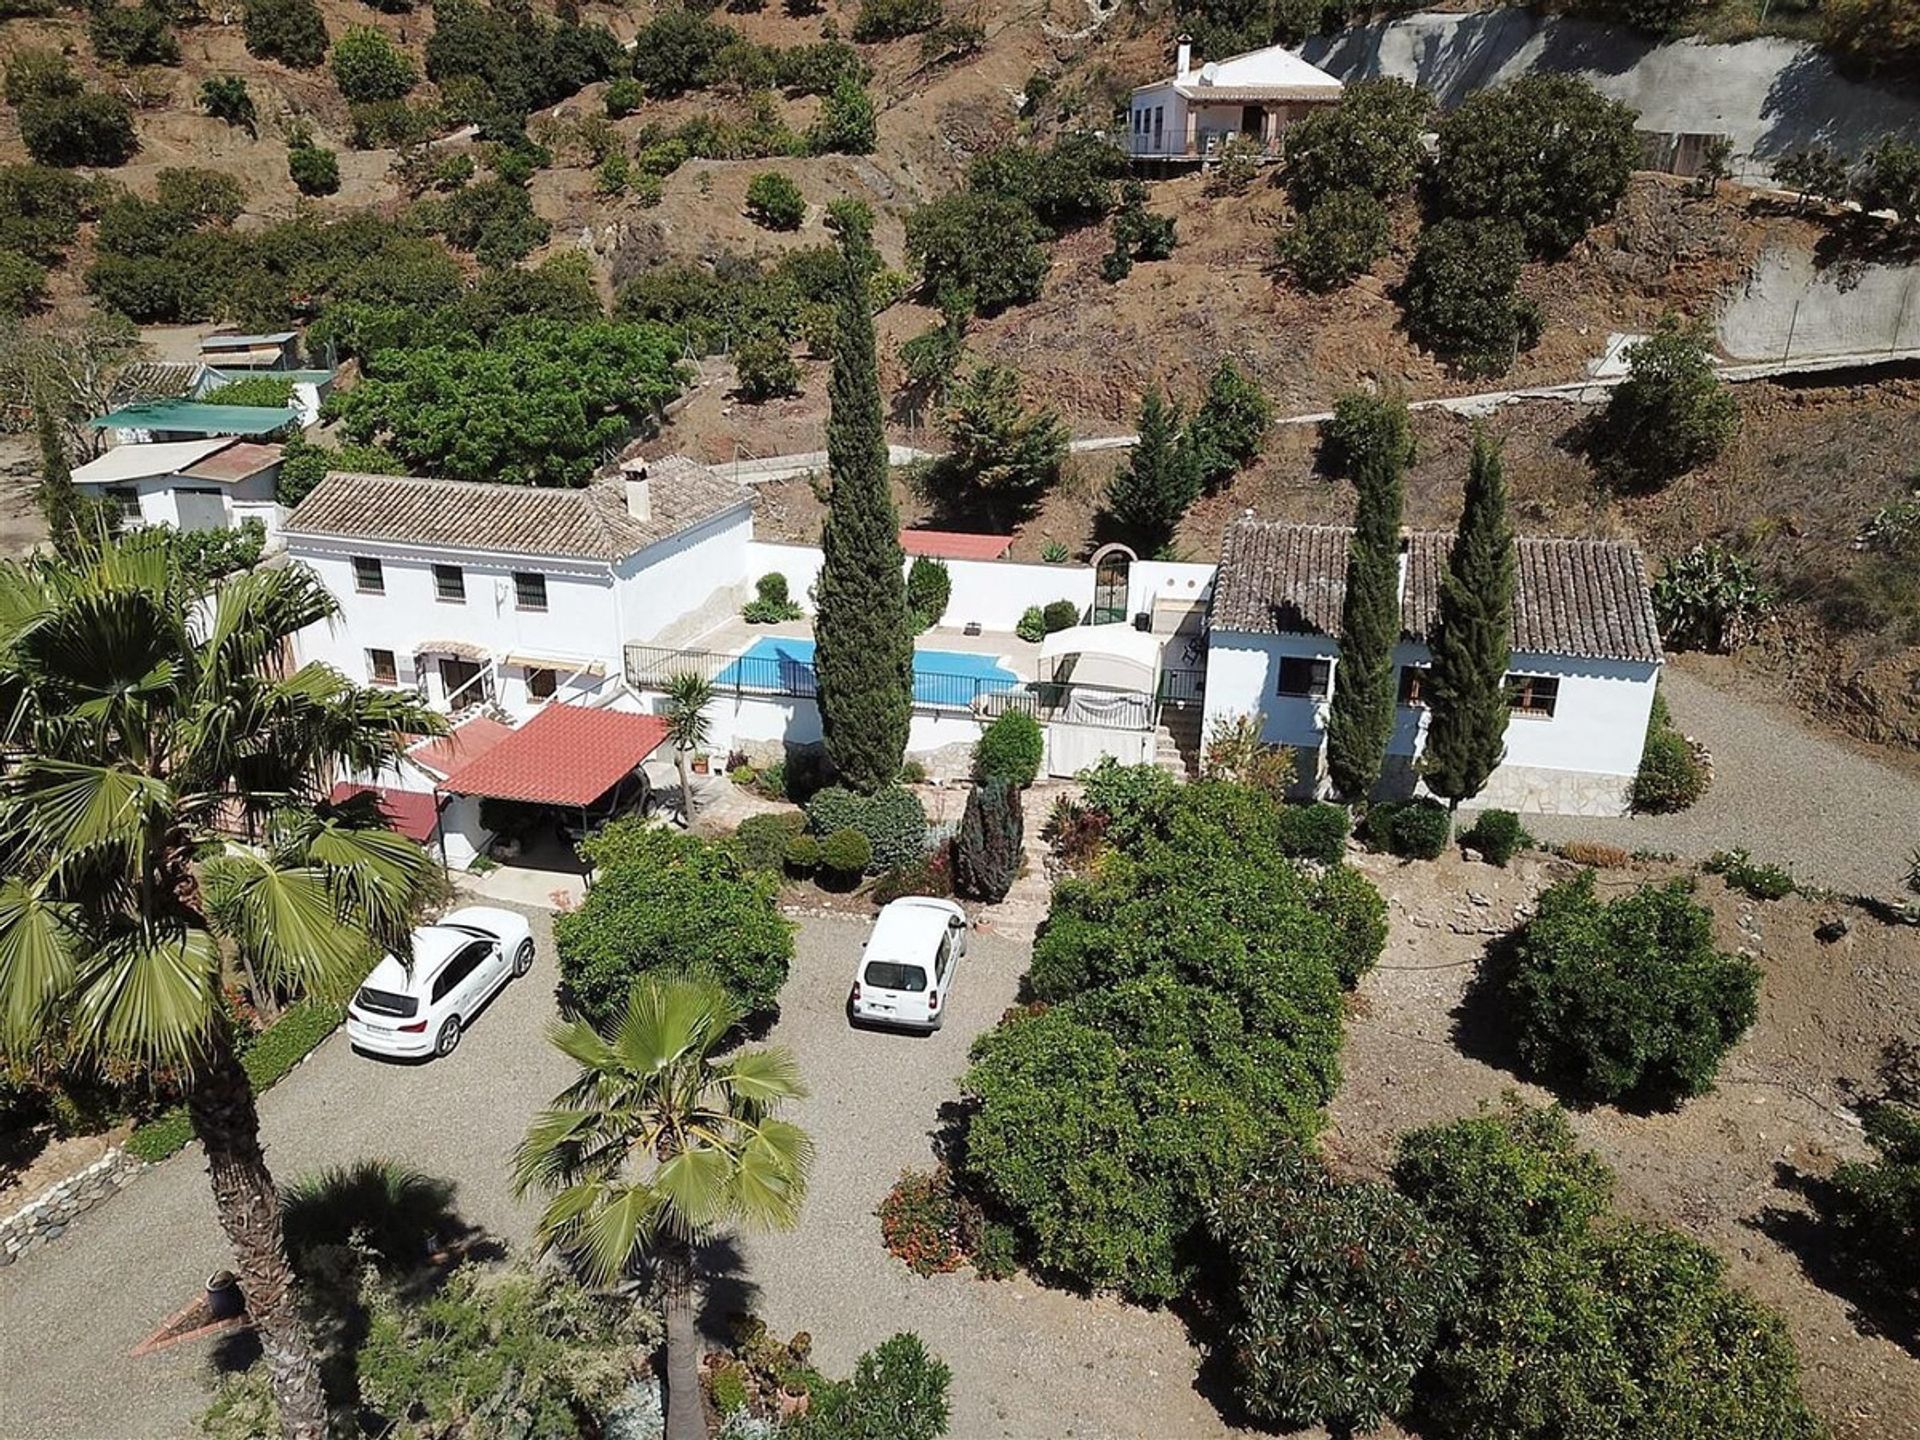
[743,540,1102,633]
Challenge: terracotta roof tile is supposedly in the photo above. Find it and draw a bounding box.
[283,456,750,562]
[899,529,1014,561]
[440,704,669,806]
[1211,515,1662,664]
[407,715,514,779]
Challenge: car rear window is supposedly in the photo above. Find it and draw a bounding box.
[355,986,417,1018]
[863,961,928,993]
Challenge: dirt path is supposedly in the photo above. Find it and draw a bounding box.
[1332,850,1920,1440]
[1525,658,1920,896]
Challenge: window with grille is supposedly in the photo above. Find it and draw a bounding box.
[367,648,398,686]
[1507,674,1560,718]
[1276,656,1332,699]
[433,564,464,603]
[352,556,384,595]
[514,571,547,612]
[1397,666,1432,708]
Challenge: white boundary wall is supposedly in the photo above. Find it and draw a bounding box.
[743,541,1101,633]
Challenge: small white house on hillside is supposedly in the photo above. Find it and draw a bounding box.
[1204,515,1664,815]
[70,437,288,539]
[284,456,753,716]
[1126,39,1344,161]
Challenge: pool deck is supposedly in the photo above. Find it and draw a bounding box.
[685,616,1045,679]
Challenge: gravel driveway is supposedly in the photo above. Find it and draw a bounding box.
[1524,660,1920,895]
[0,908,1230,1440]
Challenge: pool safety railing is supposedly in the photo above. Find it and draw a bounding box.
[624,642,1162,730]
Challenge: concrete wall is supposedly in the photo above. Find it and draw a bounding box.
[1204,629,1659,815]
[1302,9,1920,170]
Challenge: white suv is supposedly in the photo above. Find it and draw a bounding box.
[849,897,969,1032]
[346,906,535,1060]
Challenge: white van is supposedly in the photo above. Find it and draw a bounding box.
[849,897,969,1032]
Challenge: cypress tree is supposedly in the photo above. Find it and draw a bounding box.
[34,389,90,560]
[1422,433,1516,806]
[813,202,913,793]
[1105,389,1201,554]
[1324,395,1409,804]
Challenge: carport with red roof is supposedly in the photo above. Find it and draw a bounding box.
[435,704,671,871]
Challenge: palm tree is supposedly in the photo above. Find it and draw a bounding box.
[662,669,715,824]
[512,974,812,1440]
[0,531,441,1440]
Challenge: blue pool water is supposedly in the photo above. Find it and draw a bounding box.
[714,636,1020,708]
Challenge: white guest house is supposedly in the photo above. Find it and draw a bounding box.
[283,456,753,714]
[1203,515,1664,815]
[69,437,289,539]
[1126,38,1344,161]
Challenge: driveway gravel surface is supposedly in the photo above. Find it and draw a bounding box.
[0,908,1231,1440]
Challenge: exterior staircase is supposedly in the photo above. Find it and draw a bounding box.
[1154,700,1205,776]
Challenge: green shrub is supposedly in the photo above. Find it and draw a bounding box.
[1208,1147,1466,1432]
[287,143,341,197]
[1075,757,1177,850]
[91,5,180,66]
[1013,605,1045,643]
[746,170,806,230]
[734,810,807,872]
[1280,187,1389,292]
[0,163,89,262]
[1500,871,1760,1104]
[1652,542,1770,653]
[1361,798,1450,859]
[820,827,872,881]
[349,98,444,149]
[1395,1099,1823,1440]
[126,1002,344,1161]
[743,571,805,623]
[1632,692,1709,813]
[733,336,800,402]
[19,88,139,168]
[604,75,641,117]
[1402,216,1538,377]
[784,832,820,875]
[808,76,875,156]
[1283,76,1432,211]
[972,710,1042,789]
[904,191,1047,315]
[1460,808,1531,866]
[1824,1067,1920,1315]
[878,1165,978,1275]
[870,847,953,905]
[555,820,792,1024]
[1272,801,1349,863]
[1703,848,1795,901]
[199,75,257,132]
[1041,599,1079,632]
[1588,315,1739,493]
[851,0,941,40]
[905,555,951,631]
[953,778,1021,903]
[436,179,551,266]
[794,1332,951,1440]
[806,785,928,871]
[1316,864,1388,988]
[0,253,48,316]
[331,25,417,103]
[243,0,329,68]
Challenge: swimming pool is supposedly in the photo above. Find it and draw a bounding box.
[713,636,1020,708]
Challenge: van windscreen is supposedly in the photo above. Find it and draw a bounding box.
[862,961,928,993]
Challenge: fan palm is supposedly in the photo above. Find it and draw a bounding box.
[662,670,714,823]
[0,531,442,1440]
[512,974,812,1440]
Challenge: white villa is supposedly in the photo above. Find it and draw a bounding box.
[1203,515,1664,816]
[1125,38,1344,162]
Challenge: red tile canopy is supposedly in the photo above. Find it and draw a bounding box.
[439,704,670,807]
[898,528,1014,562]
[327,783,441,844]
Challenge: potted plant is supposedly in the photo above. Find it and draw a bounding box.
[691,752,711,776]
[205,1270,243,1321]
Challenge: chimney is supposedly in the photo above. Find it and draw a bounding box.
[620,458,652,523]
[1176,35,1192,80]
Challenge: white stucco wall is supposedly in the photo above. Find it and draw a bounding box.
[743,540,1095,633]
[616,508,753,644]
[288,540,627,712]
[1204,628,1660,814]
[81,470,283,538]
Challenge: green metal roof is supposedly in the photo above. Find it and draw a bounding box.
[89,400,301,436]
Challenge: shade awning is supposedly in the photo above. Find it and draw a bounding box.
[415,640,490,662]
[440,703,670,806]
[1039,622,1164,673]
[504,653,609,676]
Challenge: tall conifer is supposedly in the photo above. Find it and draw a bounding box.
[1422,433,1515,805]
[813,203,913,792]
[1324,395,1409,803]
[1105,389,1200,553]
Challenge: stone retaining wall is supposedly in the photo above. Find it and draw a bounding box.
[0,1148,147,1266]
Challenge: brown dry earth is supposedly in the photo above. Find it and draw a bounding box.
[1334,849,1920,1440]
